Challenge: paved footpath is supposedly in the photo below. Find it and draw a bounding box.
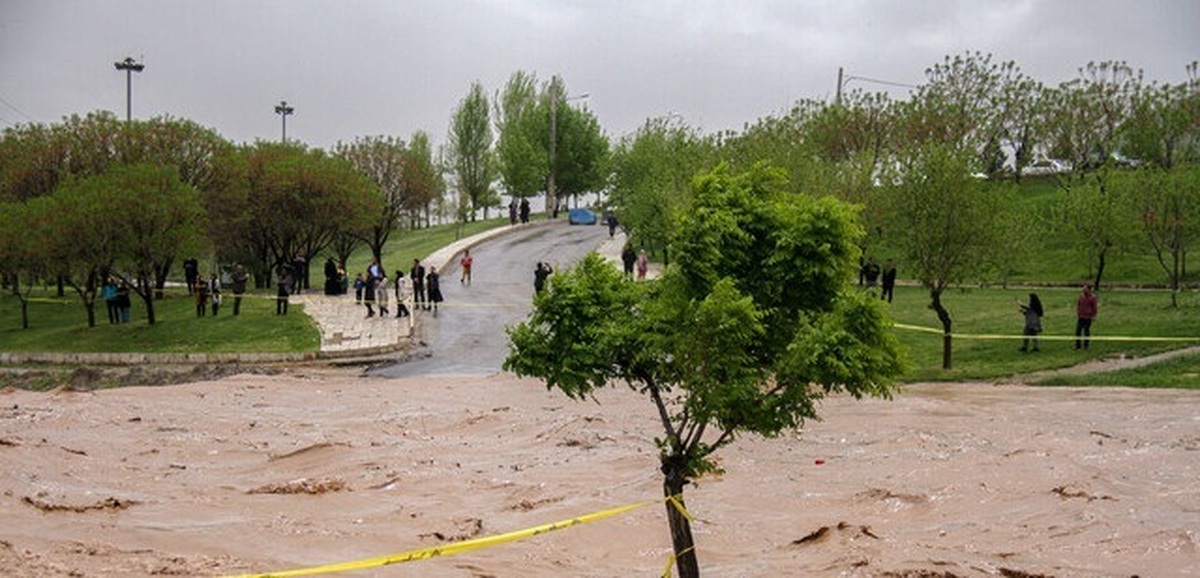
[298,222,658,358]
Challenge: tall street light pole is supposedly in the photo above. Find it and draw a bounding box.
[114,57,145,122]
[274,100,294,143]
[547,83,588,218]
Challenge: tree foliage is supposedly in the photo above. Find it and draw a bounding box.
[882,143,1012,369]
[449,81,497,220]
[608,116,714,260]
[505,163,904,577]
[494,71,547,201]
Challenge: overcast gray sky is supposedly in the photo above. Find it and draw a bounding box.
[1,1,1196,150]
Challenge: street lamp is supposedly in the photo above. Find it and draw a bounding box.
[548,84,588,217]
[274,100,295,143]
[114,57,145,122]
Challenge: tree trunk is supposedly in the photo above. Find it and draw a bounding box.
[154,257,172,300]
[930,289,953,370]
[1093,245,1108,292]
[137,276,157,325]
[662,456,700,578]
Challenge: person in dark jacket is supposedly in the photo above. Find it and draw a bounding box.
[426,266,444,313]
[880,261,897,303]
[1018,293,1044,352]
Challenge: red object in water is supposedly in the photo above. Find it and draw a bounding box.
[814,458,825,465]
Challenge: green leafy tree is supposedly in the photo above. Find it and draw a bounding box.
[96,164,206,325]
[494,71,547,203]
[550,96,609,209]
[608,116,713,262]
[0,121,67,202]
[1054,166,1138,290]
[1043,61,1144,171]
[405,131,446,229]
[883,144,1011,369]
[1124,66,1200,169]
[1125,165,1200,306]
[0,200,49,328]
[505,164,904,578]
[334,135,414,266]
[449,81,496,221]
[210,142,380,289]
[38,180,129,327]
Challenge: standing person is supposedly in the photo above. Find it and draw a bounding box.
[183,258,199,295]
[231,264,248,316]
[353,273,366,303]
[276,265,292,315]
[375,273,390,317]
[194,276,209,317]
[533,262,553,293]
[116,282,132,323]
[1018,293,1044,352]
[881,261,897,303]
[394,270,410,318]
[209,273,222,316]
[1075,283,1099,350]
[519,198,530,224]
[102,277,120,324]
[509,200,518,225]
[863,258,882,290]
[426,266,443,313]
[363,273,377,318]
[606,213,619,237]
[460,249,473,285]
[621,243,637,279]
[291,255,307,294]
[636,249,649,280]
[410,259,427,311]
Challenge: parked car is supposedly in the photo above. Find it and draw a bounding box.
[568,207,597,225]
[1024,159,1072,176]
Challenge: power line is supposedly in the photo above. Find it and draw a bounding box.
[0,92,35,123]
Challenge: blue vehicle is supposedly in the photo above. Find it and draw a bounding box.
[568,207,598,225]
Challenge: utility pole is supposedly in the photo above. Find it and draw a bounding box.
[114,57,145,122]
[274,100,294,143]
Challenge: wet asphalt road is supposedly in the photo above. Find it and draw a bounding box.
[368,222,610,377]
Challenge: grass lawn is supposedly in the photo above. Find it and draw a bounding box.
[0,217,517,355]
[885,283,1200,382]
[1034,352,1200,389]
[0,288,317,353]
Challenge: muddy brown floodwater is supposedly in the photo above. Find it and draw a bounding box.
[1,371,1197,577]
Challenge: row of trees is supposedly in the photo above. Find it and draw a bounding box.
[449,72,610,219]
[0,112,445,327]
[609,54,1199,369]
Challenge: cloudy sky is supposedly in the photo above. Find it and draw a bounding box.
[1,1,1196,150]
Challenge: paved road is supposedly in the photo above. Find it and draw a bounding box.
[369,222,611,377]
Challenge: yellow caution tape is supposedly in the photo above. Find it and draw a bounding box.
[893,323,1200,342]
[224,499,662,577]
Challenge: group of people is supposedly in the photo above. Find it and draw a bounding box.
[619,243,649,280]
[184,263,250,317]
[353,257,445,318]
[860,258,898,303]
[508,198,531,225]
[101,277,132,324]
[1017,284,1100,352]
